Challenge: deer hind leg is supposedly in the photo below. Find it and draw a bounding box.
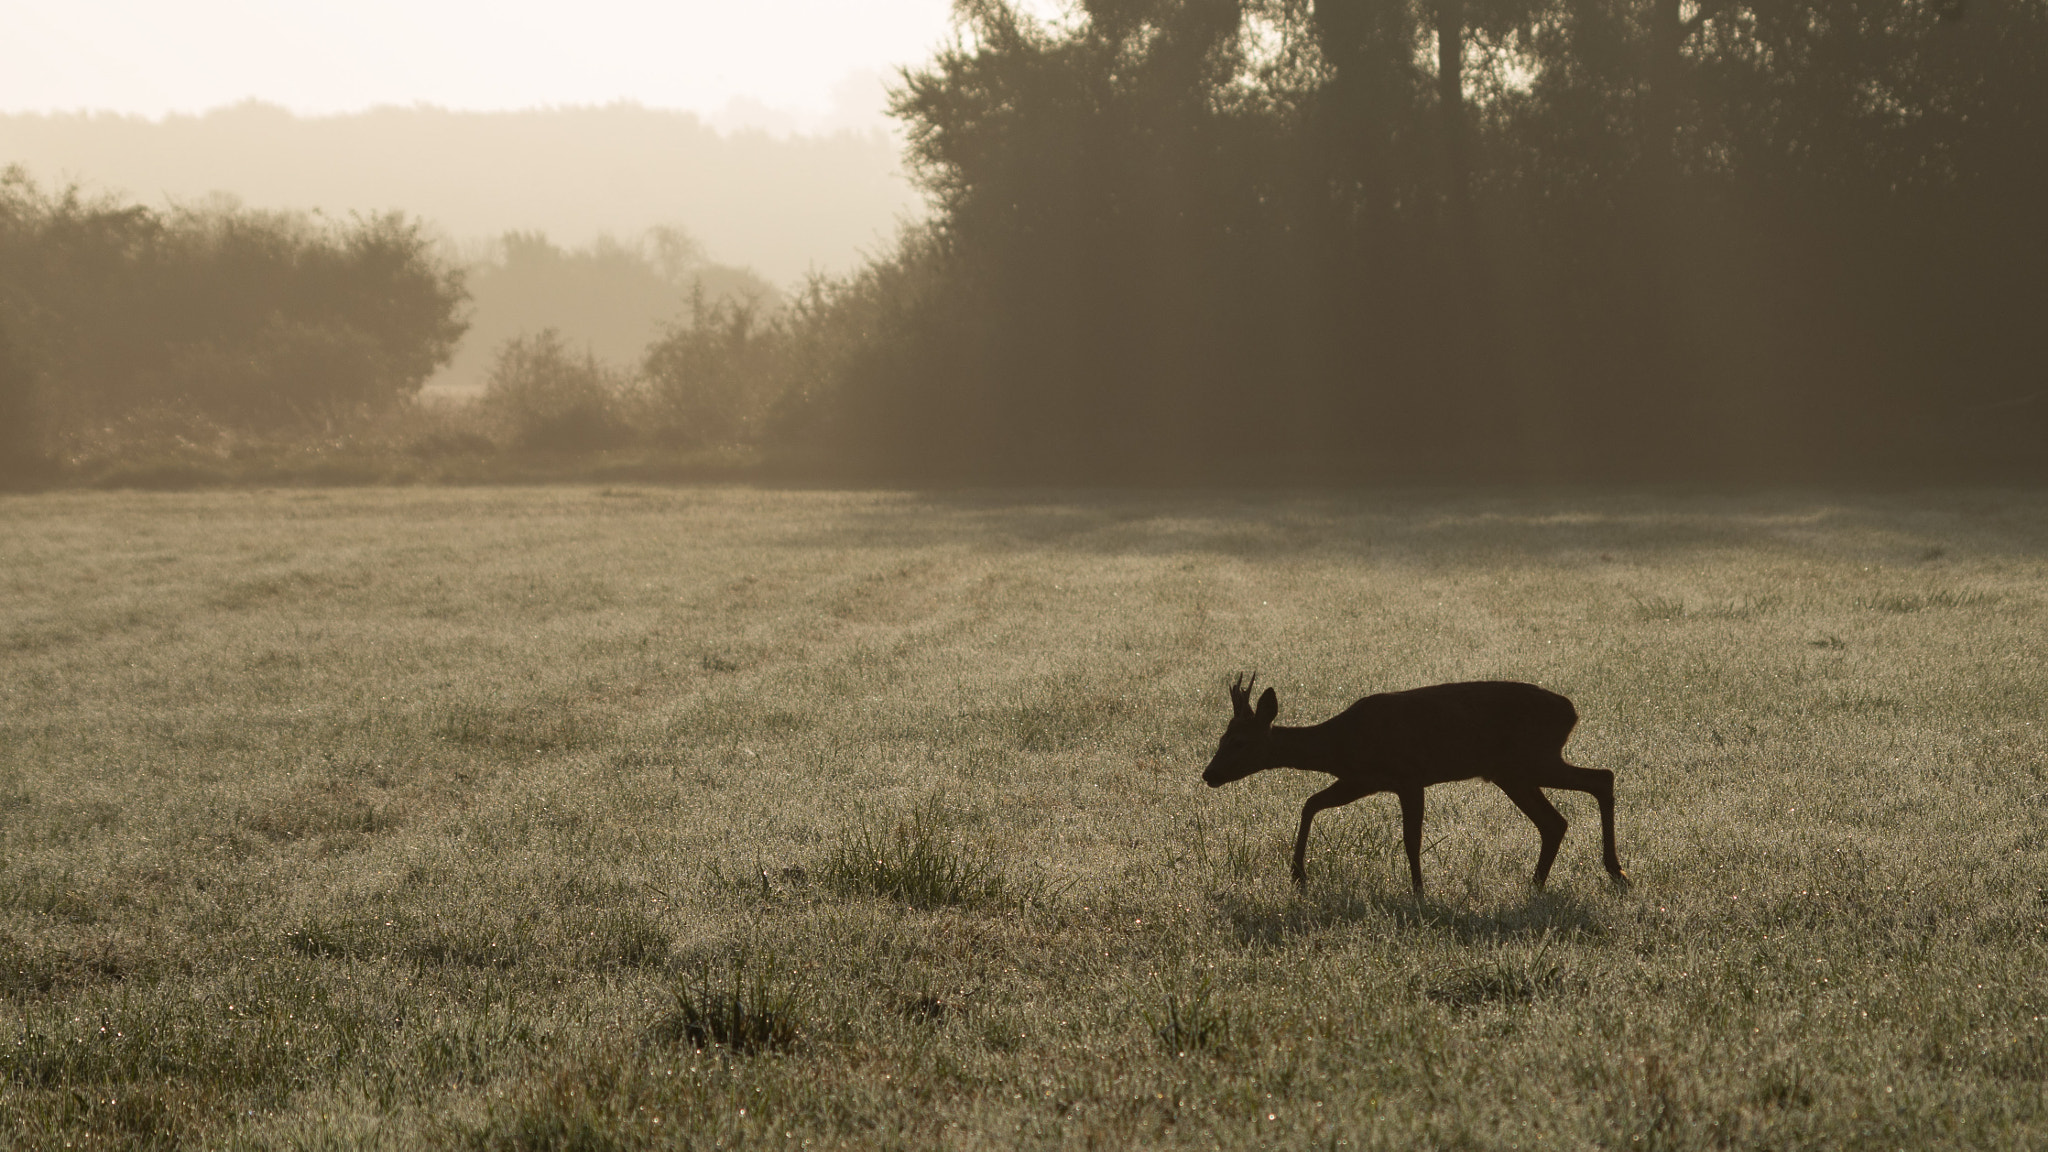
[1292,778,1373,887]
[1498,782,1568,889]
[1531,759,1628,884]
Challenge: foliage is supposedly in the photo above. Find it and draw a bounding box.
[775,225,972,470]
[438,228,778,395]
[476,278,811,455]
[0,315,38,478]
[0,166,466,448]
[479,329,634,452]
[640,286,788,448]
[789,0,2048,480]
[9,3,2048,483]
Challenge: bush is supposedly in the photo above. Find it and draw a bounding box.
[480,330,634,452]
[163,316,390,423]
[0,316,40,478]
[0,168,466,451]
[762,226,987,473]
[641,286,788,448]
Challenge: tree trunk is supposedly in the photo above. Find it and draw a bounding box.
[1644,0,1682,183]
[1437,0,1469,216]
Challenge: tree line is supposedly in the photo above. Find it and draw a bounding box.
[0,169,465,469]
[5,1,2044,483]
[0,171,784,474]
[826,0,2047,480]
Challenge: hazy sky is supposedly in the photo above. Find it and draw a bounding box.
[3,1,1062,133]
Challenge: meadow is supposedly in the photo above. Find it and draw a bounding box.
[1,485,2044,1150]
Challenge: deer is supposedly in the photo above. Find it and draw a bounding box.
[1201,675,1628,895]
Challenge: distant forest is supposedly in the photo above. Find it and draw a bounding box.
[3,0,2045,484]
[441,231,778,396]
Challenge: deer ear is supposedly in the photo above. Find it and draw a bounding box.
[1255,687,1278,723]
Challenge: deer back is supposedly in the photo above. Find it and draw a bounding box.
[1327,681,1579,786]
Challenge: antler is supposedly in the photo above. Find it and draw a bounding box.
[1229,672,1258,713]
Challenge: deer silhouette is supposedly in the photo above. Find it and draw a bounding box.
[1202,675,1628,894]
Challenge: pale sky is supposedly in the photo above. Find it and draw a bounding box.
[1,1,1062,133]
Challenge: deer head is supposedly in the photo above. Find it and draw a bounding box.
[1202,673,1278,786]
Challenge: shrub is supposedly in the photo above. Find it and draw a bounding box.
[641,286,788,448]
[0,316,40,478]
[480,330,634,451]
[0,168,466,448]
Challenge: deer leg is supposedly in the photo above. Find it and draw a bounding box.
[1292,778,1373,887]
[1532,760,1629,885]
[1397,786,1426,895]
[1498,783,1568,889]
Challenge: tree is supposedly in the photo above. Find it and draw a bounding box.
[806,0,2048,479]
[0,170,468,437]
[0,315,37,476]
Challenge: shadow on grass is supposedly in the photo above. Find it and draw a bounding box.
[767,489,2037,562]
[1215,881,1611,949]
[1422,959,1587,1009]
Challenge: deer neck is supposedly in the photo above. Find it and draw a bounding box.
[1260,723,1339,773]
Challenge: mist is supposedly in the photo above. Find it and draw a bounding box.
[0,101,918,285]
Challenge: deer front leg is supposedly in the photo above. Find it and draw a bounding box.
[1398,786,1426,894]
[1292,778,1373,887]
[1498,783,1567,890]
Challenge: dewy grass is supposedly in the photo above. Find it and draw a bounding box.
[650,950,805,1055]
[1148,972,1233,1056]
[822,791,1024,909]
[1,486,2045,1148]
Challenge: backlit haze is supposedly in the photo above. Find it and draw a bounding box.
[5,1,975,134]
[1,0,1063,380]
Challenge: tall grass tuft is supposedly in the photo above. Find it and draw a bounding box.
[1148,973,1232,1056]
[651,951,803,1054]
[822,792,1025,910]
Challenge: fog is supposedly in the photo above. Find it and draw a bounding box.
[0,101,918,284]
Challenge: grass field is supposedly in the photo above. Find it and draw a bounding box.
[3,486,2045,1150]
